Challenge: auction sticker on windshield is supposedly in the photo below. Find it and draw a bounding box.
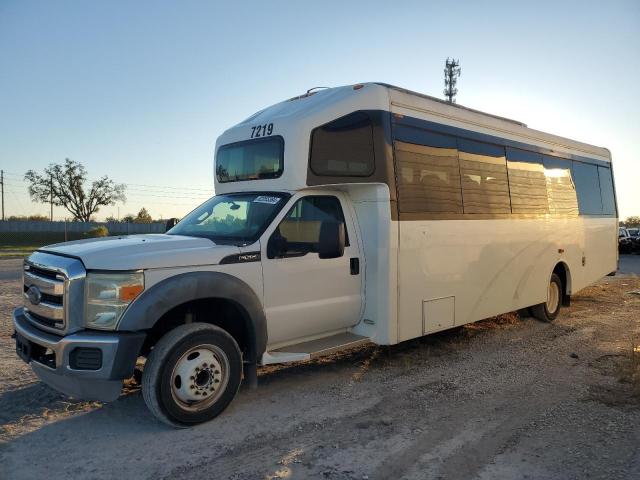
[254,196,281,204]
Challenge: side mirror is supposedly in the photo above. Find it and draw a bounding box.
[267,232,288,259]
[318,221,345,259]
[165,218,179,232]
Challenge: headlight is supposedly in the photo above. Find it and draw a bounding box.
[85,272,144,330]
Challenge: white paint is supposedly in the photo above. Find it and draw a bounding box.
[260,190,363,345]
[396,216,617,341]
[39,83,618,365]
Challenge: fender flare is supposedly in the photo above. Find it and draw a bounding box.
[117,271,267,363]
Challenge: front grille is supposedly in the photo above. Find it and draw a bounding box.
[27,265,62,281]
[23,285,63,305]
[25,310,59,328]
[23,263,66,332]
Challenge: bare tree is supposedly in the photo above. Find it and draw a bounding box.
[25,159,126,222]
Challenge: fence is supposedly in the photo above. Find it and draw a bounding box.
[0,220,167,247]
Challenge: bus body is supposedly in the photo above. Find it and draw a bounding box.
[13,83,618,425]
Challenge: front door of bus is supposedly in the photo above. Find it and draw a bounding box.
[261,193,363,345]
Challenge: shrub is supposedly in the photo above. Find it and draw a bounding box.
[87,226,109,238]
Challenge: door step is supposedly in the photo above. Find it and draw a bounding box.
[261,332,371,365]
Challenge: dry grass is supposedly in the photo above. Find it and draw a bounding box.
[0,400,101,444]
[464,311,522,332]
[624,337,640,396]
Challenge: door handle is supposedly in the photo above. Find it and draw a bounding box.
[350,258,360,275]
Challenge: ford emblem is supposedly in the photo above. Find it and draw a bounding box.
[27,285,42,305]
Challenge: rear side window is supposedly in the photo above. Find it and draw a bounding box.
[543,156,579,215]
[395,132,462,214]
[310,112,375,176]
[506,147,548,214]
[457,139,510,214]
[573,161,602,215]
[597,166,616,215]
[216,136,284,183]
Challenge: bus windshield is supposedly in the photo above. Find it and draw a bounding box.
[167,192,289,245]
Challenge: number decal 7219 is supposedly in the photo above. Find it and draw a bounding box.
[250,123,274,138]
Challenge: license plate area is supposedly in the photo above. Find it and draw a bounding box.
[15,332,32,363]
[15,333,56,368]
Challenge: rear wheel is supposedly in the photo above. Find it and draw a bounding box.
[532,273,563,322]
[142,323,242,427]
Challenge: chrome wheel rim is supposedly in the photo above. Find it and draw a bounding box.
[547,280,560,313]
[170,344,229,412]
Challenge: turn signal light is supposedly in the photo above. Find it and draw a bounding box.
[119,284,144,302]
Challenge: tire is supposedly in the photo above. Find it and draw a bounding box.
[142,323,242,427]
[531,273,563,322]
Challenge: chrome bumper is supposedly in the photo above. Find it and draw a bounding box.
[13,307,145,402]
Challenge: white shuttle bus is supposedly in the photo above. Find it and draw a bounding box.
[13,83,618,426]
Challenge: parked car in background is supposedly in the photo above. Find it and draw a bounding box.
[627,227,640,254]
[619,227,633,254]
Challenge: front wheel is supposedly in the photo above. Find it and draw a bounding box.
[142,323,242,427]
[531,273,563,322]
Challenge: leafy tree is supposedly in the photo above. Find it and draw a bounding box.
[623,216,640,227]
[122,214,136,223]
[135,207,153,224]
[25,159,126,222]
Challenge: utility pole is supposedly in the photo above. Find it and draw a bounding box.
[1,170,4,221]
[49,174,53,221]
[443,58,462,103]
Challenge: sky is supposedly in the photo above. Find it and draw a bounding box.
[0,0,638,221]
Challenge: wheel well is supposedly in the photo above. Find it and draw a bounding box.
[553,262,571,305]
[140,298,250,359]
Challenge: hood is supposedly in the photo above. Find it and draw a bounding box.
[39,234,241,270]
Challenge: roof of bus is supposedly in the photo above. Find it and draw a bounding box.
[218,82,611,163]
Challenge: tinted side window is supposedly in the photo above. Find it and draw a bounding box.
[506,148,548,214]
[457,139,510,214]
[573,161,603,215]
[216,137,284,183]
[270,196,348,258]
[395,132,462,214]
[543,156,579,215]
[597,166,616,216]
[310,112,375,177]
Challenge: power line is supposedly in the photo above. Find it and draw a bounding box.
[1,170,214,192]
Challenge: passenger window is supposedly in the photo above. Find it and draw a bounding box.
[395,134,462,214]
[457,139,510,214]
[573,161,603,215]
[543,156,579,215]
[310,112,375,177]
[269,196,348,258]
[597,166,616,215]
[506,148,548,214]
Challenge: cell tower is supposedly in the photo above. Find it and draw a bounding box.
[444,58,462,103]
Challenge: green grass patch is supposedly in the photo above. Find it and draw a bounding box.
[0,244,39,257]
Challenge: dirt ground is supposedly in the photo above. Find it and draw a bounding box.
[0,257,639,480]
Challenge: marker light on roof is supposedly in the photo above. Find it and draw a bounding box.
[353,84,364,90]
